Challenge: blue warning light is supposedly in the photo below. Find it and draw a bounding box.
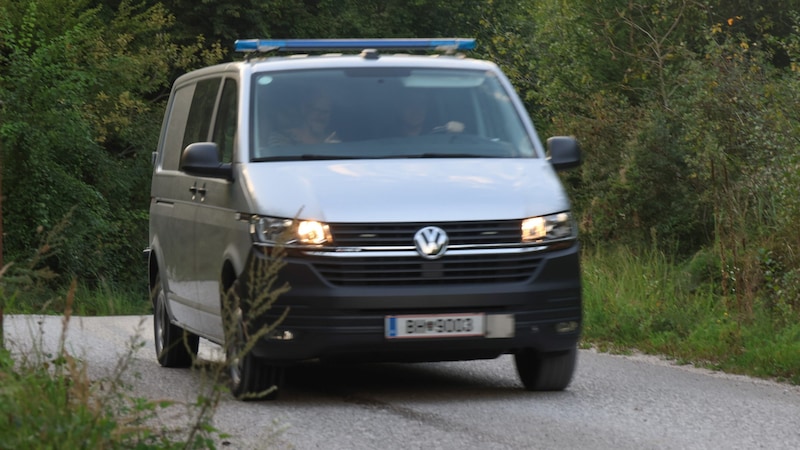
[234,38,476,53]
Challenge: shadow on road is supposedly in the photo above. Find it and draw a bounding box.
[270,358,575,404]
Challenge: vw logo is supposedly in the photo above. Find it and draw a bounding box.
[414,226,449,259]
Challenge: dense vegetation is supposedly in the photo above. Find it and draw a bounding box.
[1,1,799,380]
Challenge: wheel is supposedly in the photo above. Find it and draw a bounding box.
[224,305,284,401]
[514,346,577,391]
[152,274,199,368]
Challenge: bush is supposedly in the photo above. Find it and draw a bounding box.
[0,1,224,294]
[583,245,800,383]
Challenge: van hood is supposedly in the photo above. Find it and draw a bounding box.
[239,159,571,222]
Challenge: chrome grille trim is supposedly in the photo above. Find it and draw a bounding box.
[330,220,523,247]
[304,246,549,258]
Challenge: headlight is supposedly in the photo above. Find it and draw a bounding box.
[296,220,333,245]
[521,212,576,243]
[251,217,333,246]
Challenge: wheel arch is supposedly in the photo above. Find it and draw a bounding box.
[148,246,162,305]
[221,258,238,293]
[219,243,247,309]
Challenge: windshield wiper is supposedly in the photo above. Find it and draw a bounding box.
[298,154,361,160]
[253,154,360,162]
[403,153,491,158]
[254,153,503,162]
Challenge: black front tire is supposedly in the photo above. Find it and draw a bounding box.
[153,274,199,368]
[515,346,577,391]
[225,306,283,401]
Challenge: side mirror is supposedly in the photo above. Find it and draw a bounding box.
[180,142,233,180]
[546,136,582,171]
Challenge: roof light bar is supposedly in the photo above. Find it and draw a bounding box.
[234,38,476,53]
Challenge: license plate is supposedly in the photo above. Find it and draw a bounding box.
[385,313,485,339]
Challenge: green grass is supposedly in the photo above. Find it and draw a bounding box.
[582,245,800,384]
[0,348,164,449]
[71,281,152,315]
[4,279,150,316]
[0,246,286,448]
[0,285,226,449]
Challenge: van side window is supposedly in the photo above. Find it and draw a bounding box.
[213,78,238,164]
[182,78,222,151]
[160,85,194,171]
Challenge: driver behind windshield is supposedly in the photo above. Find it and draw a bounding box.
[269,89,340,146]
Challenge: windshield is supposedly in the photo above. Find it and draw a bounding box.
[250,67,539,161]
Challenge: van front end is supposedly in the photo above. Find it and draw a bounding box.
[235,215,582,365]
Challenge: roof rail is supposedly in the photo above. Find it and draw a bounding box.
[234,38,476,54]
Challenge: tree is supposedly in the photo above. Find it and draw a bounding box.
[0,0,222,291]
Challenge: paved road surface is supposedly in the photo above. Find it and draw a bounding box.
[4,315,799,449]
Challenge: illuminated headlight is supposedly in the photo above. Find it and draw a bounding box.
[521,212,576,243]
[251,217,333,246]
[296,220,333,245]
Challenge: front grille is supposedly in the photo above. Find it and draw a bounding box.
[309,220,540,286]
[331,220,522,247]
[310,252,541,286]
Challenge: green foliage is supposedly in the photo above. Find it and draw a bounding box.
[523,1,800,325]
[0,0,797,384]
[0,0,224,292]
[0,327,226,449]
[142,0,484,51]
[0,280,225,449]
[0,233,289,448]
[583,246,800,383]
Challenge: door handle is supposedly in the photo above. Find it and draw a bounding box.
[189,182,207,201]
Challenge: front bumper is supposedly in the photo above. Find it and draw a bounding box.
[233,243,582,363]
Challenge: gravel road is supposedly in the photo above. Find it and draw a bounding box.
[4,314,799,449]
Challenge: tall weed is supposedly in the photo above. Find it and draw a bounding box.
[0,236,289,448]
[0,281,224,448]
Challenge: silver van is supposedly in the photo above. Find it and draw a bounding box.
[147,38,582,400]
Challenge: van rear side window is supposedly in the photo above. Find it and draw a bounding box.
[213,79,238,164]
[159,85,194,170]
[183,78,222,151]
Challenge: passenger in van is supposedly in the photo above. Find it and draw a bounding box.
[398,92,428,137]
[269,90,340,145]
[395,91,465,137]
